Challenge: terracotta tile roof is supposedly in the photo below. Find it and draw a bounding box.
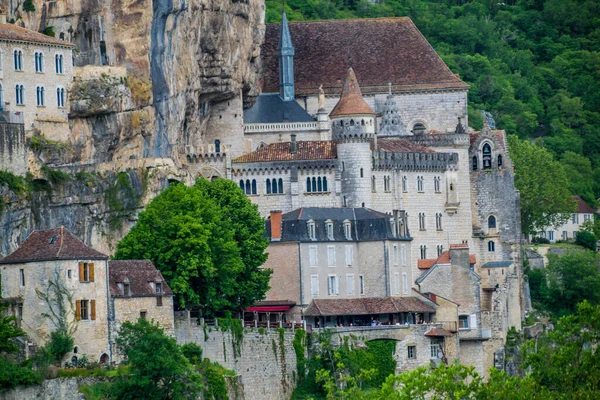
[0,23,74,47]
[417,250,476,270]
[0,227,107,264]
[304,296,436,316]
[261,18,468,95]
[329,68,375,117]
[377,137,435,153]
[424,327,453,337]
[573,196,595,214]
[109,260,173,297]
[450,244,469,249]
[232,141,336,163]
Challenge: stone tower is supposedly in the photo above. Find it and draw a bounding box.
[330,68,376,208]
[277,11,295,102]
[379,83,406,136]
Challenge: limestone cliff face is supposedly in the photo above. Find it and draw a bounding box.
[0,0,265,254]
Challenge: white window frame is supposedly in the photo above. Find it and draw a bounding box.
[401,245,407,266]
[402,272,408,295]
[346,274,355,295]
[309,246,318,267]
[393,272,400,295]
[327,246,336,267]
[326,220,334,240]
[311,274,319,296]
[345,245,353,266]
[307,220,316,241]
[328,274,339,296]
[344,220,352,240]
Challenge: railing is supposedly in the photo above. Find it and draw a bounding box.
[244,121,319,133]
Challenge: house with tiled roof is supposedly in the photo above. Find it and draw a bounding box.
[534,195,597,243]
[0,227,176,366]
[0,12,74,144]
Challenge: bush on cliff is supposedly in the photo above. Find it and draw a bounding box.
[113,178,271,315]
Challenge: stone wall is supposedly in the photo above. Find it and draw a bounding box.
[0,123,26,176]
[0,377,108,400]
[175,318,298,400]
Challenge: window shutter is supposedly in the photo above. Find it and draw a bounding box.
[89,263,95,282]
[78,262,84,282]
[90,300,96,320]
[75,300,81,321]
[470,314,477,329]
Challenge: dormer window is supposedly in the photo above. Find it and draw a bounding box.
[326,220,334,240]
[123,283,130,296]
[343,220,352,240]
[155,282,162,294]
[307,220,316,241]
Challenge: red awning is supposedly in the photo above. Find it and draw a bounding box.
[246,306,291,312]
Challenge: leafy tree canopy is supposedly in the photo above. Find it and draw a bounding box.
[0,306,25,355]
[114,179,271,315]
[507,135,575,236]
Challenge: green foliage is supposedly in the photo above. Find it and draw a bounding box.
[0,306,25,355]
[0,357,42,390]
[0,170,29,196]
[78,382,115,400]
[114,179,271,315]
[42,26,56,37]
[507,135,575,236]
[575,230,597,250]
[181,342,204,365]
[23,0,35,12]
[197,358,235,400]
[41,166,72,185]
[112,318,203,400]
[217,312,244,358]
[293,329,307,380]
[39,329,74,365]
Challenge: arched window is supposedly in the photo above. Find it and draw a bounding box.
[488,216,496,229]
[361,119,365,126]
[245,179,251,195]
[278,178,283,194]
[55,54,64,74]
[323,177,328,192]
[472,155,478,171]
[488,241,495,252]
[57,87,65,107]
[412,123,426,135]
[251,179,257,195]
[482,143,492,169]
[35,52,44,73]
[239,180,244,191]
[36,86,45,106]
[371,176,376,192]
[497,154,503,168]
[14,50,23,71]
[311,177,317,192]
[100,353,109,364]
[266,179,272,194]
[317,176,323,192]
[402,176,407,192]
[306,177,311,193]
[214,140,221,153]
[15,85,24,105]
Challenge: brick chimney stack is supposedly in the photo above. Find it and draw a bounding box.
[270,210,283,241]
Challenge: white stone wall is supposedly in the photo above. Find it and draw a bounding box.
[0,259,111,363]
[542,212,594,242]
[0,40,73,137]
[205,94,245,157]
[301,89,468,134]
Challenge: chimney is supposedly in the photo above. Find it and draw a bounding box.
[270,210,283,241]
[290,134,297,154]
[449,244,470,268]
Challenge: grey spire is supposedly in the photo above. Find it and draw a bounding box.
[378,83,406,136]
[277,11,295,102]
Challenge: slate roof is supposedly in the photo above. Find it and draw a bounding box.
[329,68,375,118]
[377,138,435,153]
[109,260,173,297]
[481,261,513,269]
[243,93,314,124]
[232,141,336,163]
[304,296,436,316]
[268,207,407,242]
[261,18,468,95]
[0,227,108,264]
[0,23,74,47]
[574,196,595,214]
[417,250,476,270]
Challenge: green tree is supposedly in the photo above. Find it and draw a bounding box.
[114,179,271,315]
[543,250,600,316]
[0,306,25,355]
[112,319,203,400]
[507,135,576,236]
[575,230,598,251]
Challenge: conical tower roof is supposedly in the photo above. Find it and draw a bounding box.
[277,11,294,54]
[330,68,375,118]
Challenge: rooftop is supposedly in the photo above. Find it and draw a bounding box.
[232,141,336,163]
[417,249,476,270]
[243,93,315,124]
[0,227,108,264]
[329,68,375,118]
[109,260,173,297]
[304,296,436,317]
[261,17,468,95]
[0,23,74,47]
[574,196,595,214]
[377,137,435,153]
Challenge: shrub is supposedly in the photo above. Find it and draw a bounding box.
[43,26,55,37]
[181,342,203,365]
[23,0,35,12]
[0,357,42,389]
[575,231,597,250]
[531,237,550,244]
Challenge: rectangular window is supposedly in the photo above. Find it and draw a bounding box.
[402,176,407,192]
[359,275,365,294]
[328,275,339,296]
[67,269,72,279]
[311,275,319,296]
[573,214,579,224]
[430,342,441,359]
[584,214,591,222]
[155,282,162,294]
[140,311,147,320]
[123,283,130,296]
[347,274,355,295]
[327,223,334,240]
[327,246,336,267]
[157,296,163,306]
[345,246,353,266]
[470,314,477,329]
[309,246,318,267]
[562,231,568,241]
[402,272,408,295]
[393,245,399,265]
[79,262,95,282]
[547,231,554,241]
[401,245,406,266]
[407,345,416,360]
[393,273,400,295]
[80,300,89,320]
[458,315,469,329]
[19,269,25,287]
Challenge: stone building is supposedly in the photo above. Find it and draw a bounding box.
[0,14,74,139]
[0,227,175,365]
[536,196,596,243]
[108,260,175,360]
[0,227,111,363]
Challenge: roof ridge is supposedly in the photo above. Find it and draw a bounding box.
[269,16,411,26]
[56,226,65,258]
